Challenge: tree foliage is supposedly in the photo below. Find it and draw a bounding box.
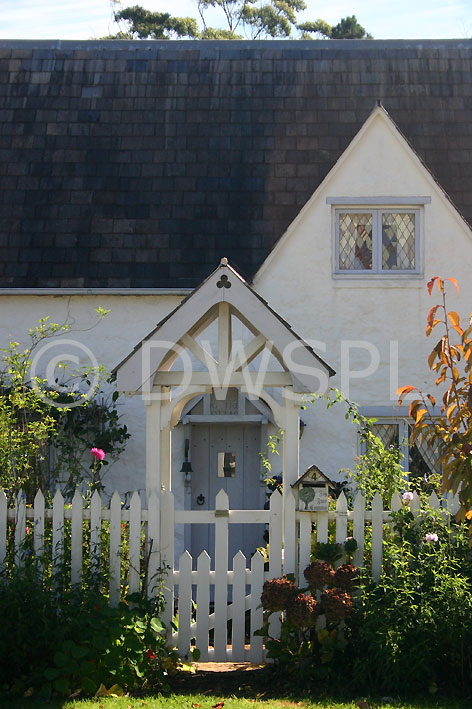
[398,276,472,519]
[109,1,372,41]
[298,15,373,39]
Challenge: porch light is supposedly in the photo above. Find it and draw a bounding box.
[180,438,193,480]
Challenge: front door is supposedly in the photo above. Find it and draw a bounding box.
[190,423,265,566]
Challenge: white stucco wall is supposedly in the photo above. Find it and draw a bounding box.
[254,108,472,478]
[0,294,183,497]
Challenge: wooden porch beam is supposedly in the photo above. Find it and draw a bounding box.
[154,371,292,386]
[232,334,268,372]
[180,333,217,369]
[218,302,232,370]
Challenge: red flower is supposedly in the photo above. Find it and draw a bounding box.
[94,603,99,612]
[91,447,105,461]
[147,648,155,659]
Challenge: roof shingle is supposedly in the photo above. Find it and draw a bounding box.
[0,38,471,289]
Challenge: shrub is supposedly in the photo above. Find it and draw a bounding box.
[0,564,179,698]
[347,504,472,695]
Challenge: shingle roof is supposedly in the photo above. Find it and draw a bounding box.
[0,39,471,289]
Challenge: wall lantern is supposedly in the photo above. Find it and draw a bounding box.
[291,464,336,512]
[180,438,193,480]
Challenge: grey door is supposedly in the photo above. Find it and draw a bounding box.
[190,424,265,567]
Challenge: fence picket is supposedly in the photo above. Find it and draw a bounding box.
[445,493,460,516]
[352,492,365,569]
[71,489,83,587]
[90,490,102,571]
[268,490,282,578]
[0,489,7,573]
[316,510,329,545]
[177,551,192,658]
[428,491,440,509]
[160,490,175,632]
[371,492,383,581]
[298,513,312,586]
[390,491,402,512]
[231,551,246,660]
[15,491,26,567]
[109,490,122,607]
[411,491,421,517]
[284,489,297,575]
[128,490,142,596]
[196,551,211,662]
[52,489,64,577]
[249,551,264,663]
[335,492,348,566]
[268,490,283,643]
[214,489,229,661]
[33,490,45,573]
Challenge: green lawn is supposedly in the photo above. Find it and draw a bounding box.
[1,695,471,709]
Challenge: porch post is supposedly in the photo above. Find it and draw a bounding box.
[160,425,172,491]
[145,393,162,499]
[282,388,299,575]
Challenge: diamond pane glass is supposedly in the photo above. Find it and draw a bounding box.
[382,213,415,270]
[372,423,400,449]
[408,425,442,479]
[338,213,373,270]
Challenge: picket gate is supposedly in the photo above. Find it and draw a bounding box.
[160,488,282,662]
[0,486,461,663]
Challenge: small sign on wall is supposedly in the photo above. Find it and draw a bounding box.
[299,483,329,511]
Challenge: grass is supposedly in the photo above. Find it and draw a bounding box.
[2,667,470,709]
[2,694,472,709]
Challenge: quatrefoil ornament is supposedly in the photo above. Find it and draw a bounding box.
[216,275,231,289]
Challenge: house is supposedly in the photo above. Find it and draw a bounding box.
[1,38,472,563]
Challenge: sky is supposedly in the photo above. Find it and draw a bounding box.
[0,0,471,41]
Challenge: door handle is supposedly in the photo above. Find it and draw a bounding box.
[196,494,205,506]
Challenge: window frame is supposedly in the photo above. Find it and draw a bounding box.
[366,417,442,482]
[334,207,421,277]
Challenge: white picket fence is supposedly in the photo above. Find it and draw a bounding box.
[160,488,283,662]
[0,486,461,662]
[296,489,460,587]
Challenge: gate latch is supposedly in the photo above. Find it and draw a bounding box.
[215,509,229,517]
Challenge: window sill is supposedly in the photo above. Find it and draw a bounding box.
[332,273,424,288]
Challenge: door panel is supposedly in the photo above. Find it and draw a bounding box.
[191,424,265,567]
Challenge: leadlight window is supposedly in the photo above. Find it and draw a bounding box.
[336,209,419,274]
[371,420,441,482]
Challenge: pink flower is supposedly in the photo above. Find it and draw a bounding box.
[91,447,105,461]
[402,491,414,502]
[425,532,439,543]
[25,526,31,535]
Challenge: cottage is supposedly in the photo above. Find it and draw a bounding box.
[1,39,472,566]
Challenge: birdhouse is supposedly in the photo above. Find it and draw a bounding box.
[291,465,336,511]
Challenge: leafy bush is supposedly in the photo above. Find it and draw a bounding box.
[347,504,472,695]
[0,565,179,698]
[0,315,129,504]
